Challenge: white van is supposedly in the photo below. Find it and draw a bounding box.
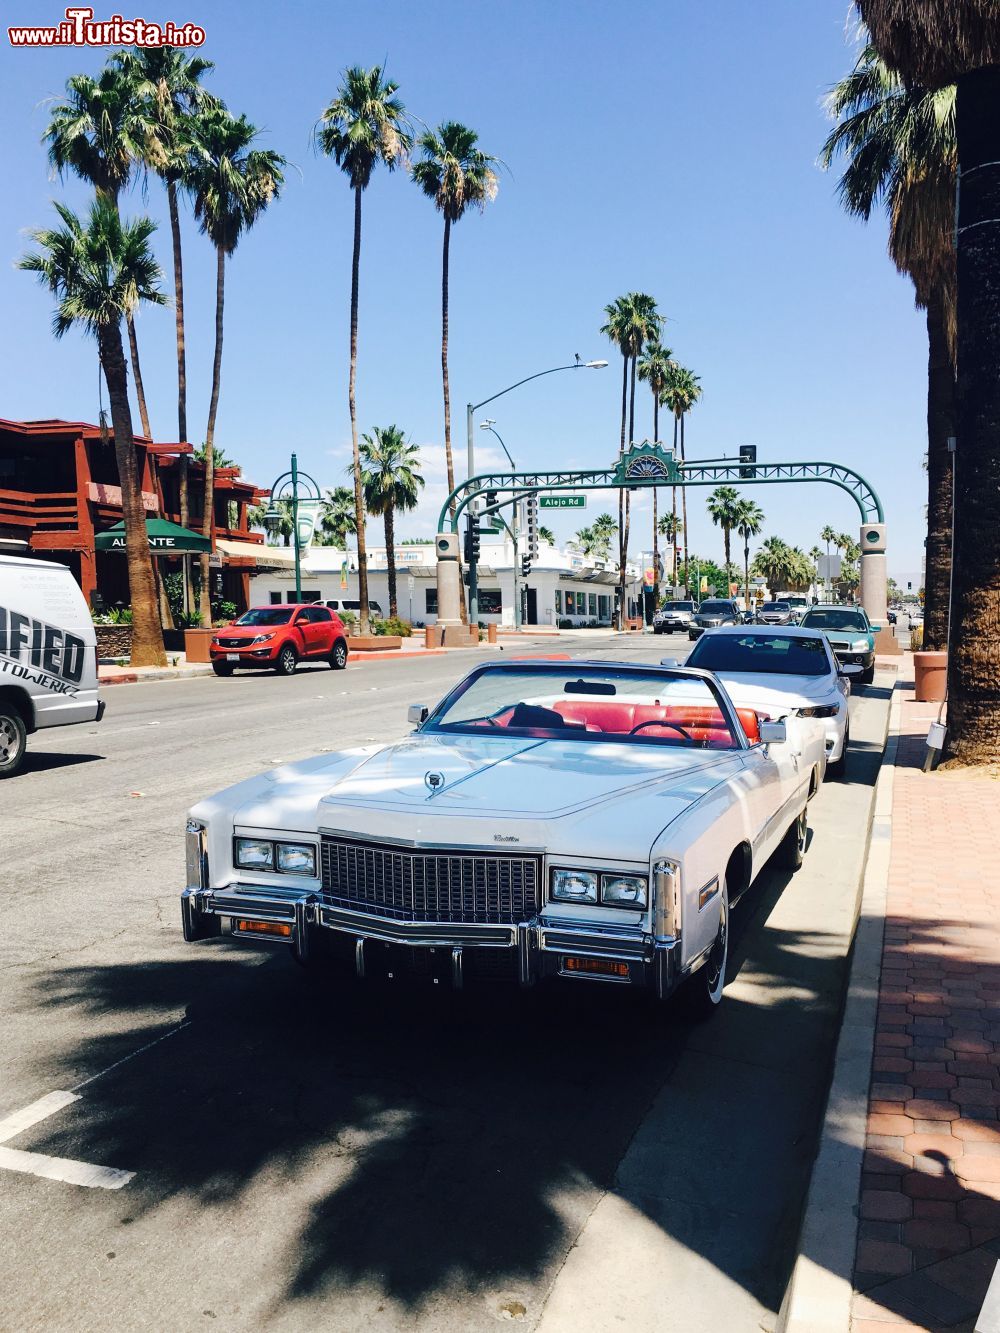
[0,554,103,777]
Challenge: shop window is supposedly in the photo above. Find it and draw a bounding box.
[599,595,611,620]
[269,592,282,605]
[555,590,563,614]
[479,589,502,614]
[425,588,438,614]
[565,591,576,615]
[588,593,597,617]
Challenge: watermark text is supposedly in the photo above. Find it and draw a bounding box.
[8,6,205,47]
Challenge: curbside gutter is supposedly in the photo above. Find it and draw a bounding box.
[777,675,902,1333]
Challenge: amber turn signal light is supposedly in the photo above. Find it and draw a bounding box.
[562,957,630,979]
[236,919,292,938]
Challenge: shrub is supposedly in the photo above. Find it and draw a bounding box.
[558,618,573,629]
[339,609,357,628]
[371,616,413,638]
[177,610,202,629]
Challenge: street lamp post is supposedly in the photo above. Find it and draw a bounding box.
[462,357,607,623]
[264,452,321,603]
[479,420,522,629]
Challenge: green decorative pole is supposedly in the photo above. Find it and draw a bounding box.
[291,452,301,602]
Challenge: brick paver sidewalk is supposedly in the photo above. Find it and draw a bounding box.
[851,677,1000,1332]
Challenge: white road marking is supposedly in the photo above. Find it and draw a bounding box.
[0,1145,134,1190]
[0,1091,79,1144]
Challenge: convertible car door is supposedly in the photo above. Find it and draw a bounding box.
[736,737,802,870]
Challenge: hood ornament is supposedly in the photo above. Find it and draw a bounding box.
[424,771,445,792]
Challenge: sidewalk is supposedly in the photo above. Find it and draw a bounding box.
[852,675,1000,1331]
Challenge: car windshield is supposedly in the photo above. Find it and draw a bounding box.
[688,633,830,677]
[699,601,731,614]
[427,665,742,749]
[660,601,694,612]
[800,608,868,632]
[235,607,295,626]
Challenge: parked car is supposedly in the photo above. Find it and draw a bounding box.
[907,609,924,630]
[756,600,794,626]
[686,624,858,777]
[182,658,826,1013]
[797,604,876,684]
[210,604,348,676]
[320,598,384,619]
[688,599,742,640]
[653,600,696,634]
[0,553,104,777]
[784,595,810,620]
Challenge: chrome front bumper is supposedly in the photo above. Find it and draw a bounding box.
[181,883,680,993]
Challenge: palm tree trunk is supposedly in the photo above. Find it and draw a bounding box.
[167,178,195,615]
[349,185,370,637]
[384,504,397,619]
[126,315,152,440]
[652,393,659,609]
[923,292,955,652]
[97,322,165,668]
[617,352,627,628]
[723,527,732,584]
[744,540,751,612]
[944,67,1000,763]
[199,243,225,625]
[440,213,466,623]
[671,415,678,589]
[620,356,637,622]
[680,414,690,597]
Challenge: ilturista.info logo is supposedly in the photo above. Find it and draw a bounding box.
[8,6,205,47]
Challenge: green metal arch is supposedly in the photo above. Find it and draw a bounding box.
[439,459,884,532]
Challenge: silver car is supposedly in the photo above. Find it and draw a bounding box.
[756,601,794,626]
[688,599,742,640]
[653,599,696,634]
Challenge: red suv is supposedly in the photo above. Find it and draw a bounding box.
[210,605,349,677]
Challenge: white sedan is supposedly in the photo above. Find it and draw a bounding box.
[182,659,827,1013]
[684,624,858,777]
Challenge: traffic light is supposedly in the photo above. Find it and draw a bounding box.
[739,445,757,479]
[525,492,539,558]
[521,555,531,577]
[463,515,481,565]
[485,490,498,511]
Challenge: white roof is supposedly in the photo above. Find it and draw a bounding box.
[700,623,829,639]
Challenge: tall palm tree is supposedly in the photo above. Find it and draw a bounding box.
[114,47,216,612]
[752,536,794,595]
[538,526,555,546]
[571,525,597,559]
[638,336,674,607]
[821,42,956,652]
[657,510,682,587]
[734,500,765,609]
[20,199,167,666]
[706,486,742,586]
[592,512,617,562]
[601,293,662,625]
[44,63,157,438]
[820,523,837,594]
[662,365,702,595]
[319,486,358,549]
[317,66,411,636]
[356,427,423,618]
[411,122,499,526]
[185,106,285,622]
[853,0,1000,762]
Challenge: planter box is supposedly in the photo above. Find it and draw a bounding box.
[913,650,947,703]
[424,625,443,649]
[348,635,402,652]
[183,627,217,663]
[95,624,133,661]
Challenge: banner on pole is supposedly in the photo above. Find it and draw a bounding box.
[296,499,324,550]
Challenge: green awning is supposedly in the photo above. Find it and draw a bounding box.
[95,518,211,555]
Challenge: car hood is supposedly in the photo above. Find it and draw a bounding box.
[709,672,838,715]
[215,625,279,640]
[194,733,743,862]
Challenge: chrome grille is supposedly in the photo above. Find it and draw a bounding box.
[320,835,540,924]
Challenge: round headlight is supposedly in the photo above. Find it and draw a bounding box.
[602,874,648,907]
[551,869,598,904]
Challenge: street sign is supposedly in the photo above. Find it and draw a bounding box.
[539,495,586,509]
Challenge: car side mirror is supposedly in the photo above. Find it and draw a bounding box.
[659,658,680,667]
[408,703,429,726]
[759,719,787,745]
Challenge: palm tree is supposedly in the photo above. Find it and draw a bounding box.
[706,486,742,586]
[657,511,682,586]
[20,199,167,666]
[356,427,423,618]
[319,486,358,549]
[114,48,216,613]
[317,66,411,636]
[752,536,793,595]
[185,106,286,622]
[601,293,662,624]
[411,122,499,529]
[821,42,956,652]
[250,497,294,545]
[44,63,158,439]
[638,336,675,607]
[853,0,1000,762]
[662,365,702,594]
[592,512,617,562]
[735,500,765,609]
[571,526,596,559]
[538,525,555,546]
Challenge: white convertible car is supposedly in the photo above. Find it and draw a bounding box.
[182,660,827,1011]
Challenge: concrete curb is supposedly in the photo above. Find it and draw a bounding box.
[777,674,902,1333]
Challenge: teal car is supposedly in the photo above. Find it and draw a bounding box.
[797,605,876,684]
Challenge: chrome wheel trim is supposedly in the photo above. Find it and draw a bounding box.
[0,717,22,764]
[703,887,728,1003]
[280,647,296,671]
[334,643,347,667]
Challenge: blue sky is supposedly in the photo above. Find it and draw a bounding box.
[1,0,928,580]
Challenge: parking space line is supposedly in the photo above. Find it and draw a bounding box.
[0,1090,79,1144]
[0,1145,134,1190]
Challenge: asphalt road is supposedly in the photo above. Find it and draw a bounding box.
[0,632,891,1332]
